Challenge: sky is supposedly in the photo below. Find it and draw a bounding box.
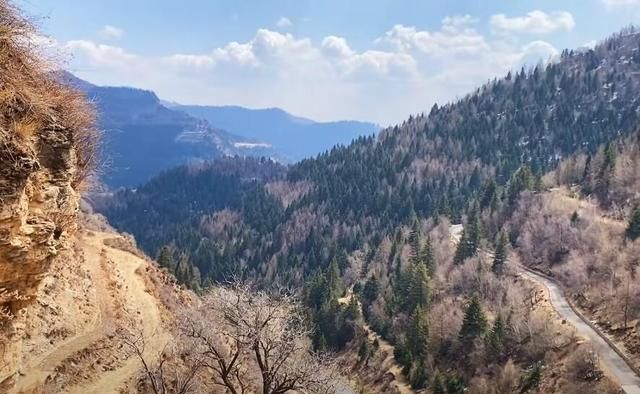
[20,0,640,125]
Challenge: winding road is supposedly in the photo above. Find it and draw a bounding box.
[450,224,640,393]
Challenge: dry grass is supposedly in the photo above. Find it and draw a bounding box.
[0,0,100,193]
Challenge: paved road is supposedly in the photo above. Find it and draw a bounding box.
[518,268,640,394]
[449,224,640,393]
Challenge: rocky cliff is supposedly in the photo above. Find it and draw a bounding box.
[0,0,98,317]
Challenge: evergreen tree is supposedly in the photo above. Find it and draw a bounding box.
[492,231,508,274]
[454,223,479,265]
[479,179,497,210]
[363,275,379,306]
[422,236,436,277]
[326,258,342,300]
[626,207,640,241]
[358,339,371,365]
[507,165,534,205]
[431,372,446,394]
[408,262,430,311]
[486,314,506,360]
[408,360,427,389]
[467,209,481,251]
[156,245,175,271]
[459,295,487,346]
[445,375,466,394]
[409,220,423,265]
[570,210,580,225]
[345,295,361,321]
[408,305,429,358]
[520,362,543,393]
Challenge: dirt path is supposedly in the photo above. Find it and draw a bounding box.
[10,231,168,394]
[338,289,413,394]
[69,232,169,394]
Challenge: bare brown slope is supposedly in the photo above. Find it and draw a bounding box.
[5,229,171,393]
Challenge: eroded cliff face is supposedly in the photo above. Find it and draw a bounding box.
[0,121,80,312]
[0,0,97,315]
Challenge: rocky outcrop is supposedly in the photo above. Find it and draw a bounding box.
[0,0,97,314]
[0,121,80,312]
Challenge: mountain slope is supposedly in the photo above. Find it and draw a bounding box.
[176,104,379,161]
[102,28,640,286]
[57,73,276,188]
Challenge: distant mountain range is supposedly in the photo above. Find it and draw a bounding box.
[173,105,379,162]
[57,73,377,187]
[57,72,275,188]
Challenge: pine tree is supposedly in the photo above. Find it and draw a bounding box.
[626,207,640,241]
[156,245,175,271]
[454,221,479,265]
[422,236,436,277]
[408,305,429,358]
[408,262,430,311]
[459,295,487,346]
[326,258,342,300]
[363,275,379,306]
[479,179,497,210]
[492,231,508,274]
[486,314,506,360]
[453,229,470,265]
[431,372,446,394]
[174,253,190,282]
[409,220,423,265]
[570,210,580,225]
[507,165,533,205]
[358,339,371,365]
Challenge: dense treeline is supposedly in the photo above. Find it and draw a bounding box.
[102,157,286,282]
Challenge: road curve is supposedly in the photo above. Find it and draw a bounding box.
[449,224,640,393]
[517,267,640,394]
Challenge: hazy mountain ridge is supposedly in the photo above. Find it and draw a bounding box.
[57,72,277,188]
[176,104,379,161]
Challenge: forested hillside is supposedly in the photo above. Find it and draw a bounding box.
[101,28,640,287]
[95,27,640,393]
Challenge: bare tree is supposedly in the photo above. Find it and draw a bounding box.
[120,328,205,394]
[183,282,338,394]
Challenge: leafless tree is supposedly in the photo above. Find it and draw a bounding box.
[120,328,204,394]
[182,281,338,394]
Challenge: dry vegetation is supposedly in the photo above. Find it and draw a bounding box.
[346,217,619,393]
[509,188,640,371]
[126,281,339,394]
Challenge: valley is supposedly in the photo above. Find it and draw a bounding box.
[2,1,640,393]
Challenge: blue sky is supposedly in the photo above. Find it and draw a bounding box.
[22,0,640,125]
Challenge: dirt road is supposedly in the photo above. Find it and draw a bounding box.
[449,224,640,394]
[70,232,169,394]
[10,231,168,394]
[517,266,640,394]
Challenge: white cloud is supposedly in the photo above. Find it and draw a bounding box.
[65,40,137,67]
[276,17,292,28]
[100,25,125,39]
[490,10,575,34]
[62,19,560,125]
[601,0,640,7]
[377,16,489,56]
[321,36,354,58]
